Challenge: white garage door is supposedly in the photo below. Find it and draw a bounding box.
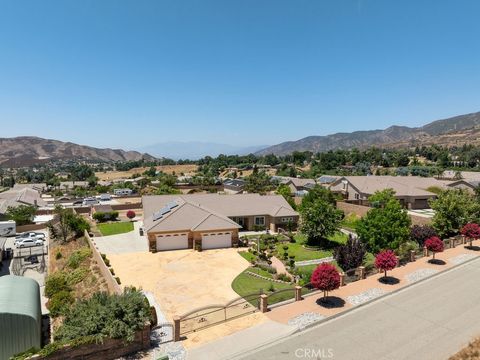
[202,232,232,250]
[156,233,189,251]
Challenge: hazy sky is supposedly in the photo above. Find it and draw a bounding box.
[1,0,480,150]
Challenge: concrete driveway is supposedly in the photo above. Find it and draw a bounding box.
[108,248,251,321]
[92,221,148,254]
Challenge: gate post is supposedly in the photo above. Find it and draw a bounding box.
[409,250,416,262]
[450,237,456,248]
[294,286,303,301]
[339,272,346,286]
[423,246,428,257]
[462,235,466,245]
[173,316,181,342]
[358,266,366,279]
[259,294,268,313]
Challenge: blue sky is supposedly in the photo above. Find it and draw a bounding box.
[1,0,480,150]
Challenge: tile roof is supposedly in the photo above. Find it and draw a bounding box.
[0,188,46,214]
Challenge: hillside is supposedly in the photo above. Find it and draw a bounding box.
[0,136,156,167]
[256,111,480,156]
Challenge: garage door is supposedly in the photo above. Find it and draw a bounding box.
[156,233,189,251]
[202,232,232,250]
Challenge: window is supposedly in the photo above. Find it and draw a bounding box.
[281,217,293,223]
[254,216,265,226]
[355,193,360,200]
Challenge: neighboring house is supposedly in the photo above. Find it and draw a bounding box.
[271,176,317,194]
[330,176,453,209]
[13,183,47,193]
[0,187,46,216]
[317,175,341,187]
[113,188,133,196]
[142,194,299,252]
[223,179,245,194]
[447,179,480,193]
[59,181,89,190]
[91,204,115,220]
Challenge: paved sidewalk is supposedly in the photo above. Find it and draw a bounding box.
[271,256,289,274]
[241,254,480,360]
[187,321,297,360]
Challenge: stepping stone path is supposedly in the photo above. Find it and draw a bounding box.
[449,253,477,265]
[405,268,439,283]
[295,256,334,267]
[346,288,386,306]
[288,312,325,330]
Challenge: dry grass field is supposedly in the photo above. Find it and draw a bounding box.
[450,337,480,360]
[95,164,198,181]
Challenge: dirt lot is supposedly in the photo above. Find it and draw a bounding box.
[95,164,198,181]
[107,248,251,320]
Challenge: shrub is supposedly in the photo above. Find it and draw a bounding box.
[267,283,275,292]
[45,272,71,298]
[275,273,291,282]
[109,268,115,275]
[310,263,340,299]
[397,241,419,259]
[257,263,277,274]
[54,288,151,342]
[126,210,136,220]
[115,277,121,284]
[66,248,92,269]
[460,223,480,247]
[334,235,366,271]
[55,251,62,260]
[410,225,438,247]
[374,250,397,278]
[48,290,74,317]
[282,245,289,251]
[424,236,444,259]
[66,267,89,286]
[93,211,119,223]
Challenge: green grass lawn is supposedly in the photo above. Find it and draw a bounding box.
[238,251,256,263]
[275,232,347,261]
[341,213,361,231]
[247,267,274,278]
[231,270,296,306]
[97,221,134,236]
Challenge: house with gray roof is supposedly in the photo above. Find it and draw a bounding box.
[142,193,298,251]
[330,176,453,209]
[0,187,46,216]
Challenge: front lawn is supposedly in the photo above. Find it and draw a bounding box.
[231,270,295,306]
[97,221,134,236]
[276,232,347,261]
[238,251,256,264]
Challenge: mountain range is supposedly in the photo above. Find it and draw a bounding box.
[0,136,155,167]
[139,141,267,160]
[255,111,480,156]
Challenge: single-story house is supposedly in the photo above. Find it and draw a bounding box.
[447,179,480,193]
[330,176,453,209]
[271,176,317,194]
[143,193,299,252]
[13,183,48,193]
[59,181,89,190]
[0,187,46,217]
[223,179,245,194]
[317,175,341,187]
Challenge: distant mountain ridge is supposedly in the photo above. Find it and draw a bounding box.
[255,111,480,156]
[0,136,156,167]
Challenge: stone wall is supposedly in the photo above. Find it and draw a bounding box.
[84,231,122,295]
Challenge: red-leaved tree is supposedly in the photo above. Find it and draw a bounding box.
[424,236,444,260]
[310,263,340,299]
[126,210,136,221]
[460,223,480,247]
[374,250,397,279]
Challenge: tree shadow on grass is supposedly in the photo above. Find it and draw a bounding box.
[465,245,480,251]
[316,296,345,309]
[428,259,446,265]
[378,276,400,285]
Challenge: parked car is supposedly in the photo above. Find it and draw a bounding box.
[72,199,84,206]
[15,238,43,248]
[99,194,111,201]
[15,232,46,241]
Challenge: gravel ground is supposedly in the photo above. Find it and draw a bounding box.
[449,253,477,265]
[405,268,439,283]
[287,312,325,330]
[346,288,386,306]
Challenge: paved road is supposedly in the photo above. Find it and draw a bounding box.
[240,256,480,360]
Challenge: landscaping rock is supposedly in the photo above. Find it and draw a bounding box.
[156,342,186,360]
[295,257,334,267]
[405,268,439,283]
[449,253,477,265]
[287,312,325,330]
[346,288,386,306]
